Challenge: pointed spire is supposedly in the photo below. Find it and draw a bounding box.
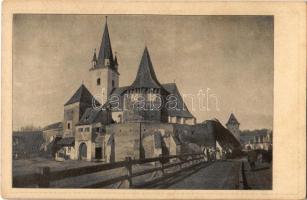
[97,16,114,68]
[226,113,240,125]
[130,46,162,89]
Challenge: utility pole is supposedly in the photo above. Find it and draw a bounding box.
[139,122,142,160]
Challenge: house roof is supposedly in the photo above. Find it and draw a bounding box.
[130,47,162,89]
[240,129,272,138]
[110,86,129,97]
[57,137,75,146]
[163,83,194,118]
[76,107,110,126]
[43,122,63,131]
[226,113,240,125]
[64,84,99,106]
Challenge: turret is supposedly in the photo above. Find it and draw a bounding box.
[226,113,241,141]
[91,49,97,69]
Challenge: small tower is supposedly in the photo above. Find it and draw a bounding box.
[91,49,97,69]
[89,16,119,104]
[114,52,118,71]
[63,84,98,137]
[123,46,168,123]
[226,113,240,141]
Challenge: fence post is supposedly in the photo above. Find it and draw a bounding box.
[125,157,133,188]
[37,166,50,188]
[159,154,165,176]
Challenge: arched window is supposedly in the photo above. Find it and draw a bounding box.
[97,78,101,86]
[67,122,71,130]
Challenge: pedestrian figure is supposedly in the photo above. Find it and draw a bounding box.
[203,147,208,162]
[258,152,263,163]
[247,150,257,171]
[222,149,227,160]
[216,148,221,160]
[206,148,210,162]
[210,148,216,161]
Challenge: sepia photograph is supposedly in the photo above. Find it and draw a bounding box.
[11,14,273,189]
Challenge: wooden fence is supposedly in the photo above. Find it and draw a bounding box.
[13,153,208,188]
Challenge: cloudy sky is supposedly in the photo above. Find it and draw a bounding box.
[13,15,273,130]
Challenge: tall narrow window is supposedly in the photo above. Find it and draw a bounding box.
[112,80,115,87]
[97,78,101,86]
[67,122,71,130]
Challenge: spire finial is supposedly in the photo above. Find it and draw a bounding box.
[92,48,97,62]
[114,51,118,67]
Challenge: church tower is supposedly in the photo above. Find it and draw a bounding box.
[89,17,119,104]
[226,113,241,142]
[123,47,168,123]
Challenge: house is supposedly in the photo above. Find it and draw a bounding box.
[240,129,272,151]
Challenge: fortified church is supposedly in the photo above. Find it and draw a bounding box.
[43,17,241,162]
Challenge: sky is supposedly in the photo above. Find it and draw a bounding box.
[13,15,273,131]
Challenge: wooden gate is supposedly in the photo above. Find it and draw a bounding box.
[79,143,87,160]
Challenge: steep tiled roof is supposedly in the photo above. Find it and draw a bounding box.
[110,86,129,96]
[163,83,194,118]
[210,119,241,148]
[226,113,240,125]
[64,84,99,106]
[77,107,111,126]
[130,47,162,89]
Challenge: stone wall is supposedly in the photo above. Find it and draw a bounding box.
[105,122,176,162]
[106,123,141,162]
[104,121,218,163]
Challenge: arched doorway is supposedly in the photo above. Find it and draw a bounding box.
[79,142,87,160]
